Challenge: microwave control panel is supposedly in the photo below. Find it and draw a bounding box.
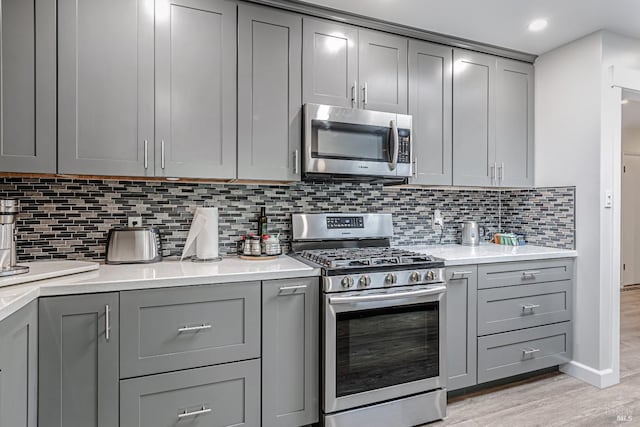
[397,129,411,164]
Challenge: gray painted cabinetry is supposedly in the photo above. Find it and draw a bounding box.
[39,293,119,427]
[262,278,319,427]
[0,301,38,427]
[0,0,56,173]
[238,4,302,181]
[408,40,453,185]
[445,266,478,391]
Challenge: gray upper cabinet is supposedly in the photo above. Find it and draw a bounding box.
[445,267,478,391]
[0,0,55,173]
[238,4,302,181]
[155,0,237,179]
[262,278,319,427]
[0,301,38,427]
[302,18,358,108]
[452,49,496,187]
[408,40,452,185]
[496,59,534,187]
[39,293,119,427]
[58,0,154,176]
[358,30,408,114]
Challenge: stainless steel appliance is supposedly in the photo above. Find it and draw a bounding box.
[303,103,412,183]
[292,213,446,427]
[461,221,485,246]
[105,227,162,264]
[0,199,28,277]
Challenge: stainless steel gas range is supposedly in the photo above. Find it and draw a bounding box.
[292,213,447,427]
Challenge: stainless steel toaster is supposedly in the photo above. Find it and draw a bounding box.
[105,227,162,264]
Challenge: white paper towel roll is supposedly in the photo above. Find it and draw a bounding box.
[181,207,219,260]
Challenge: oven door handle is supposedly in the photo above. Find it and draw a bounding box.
[328,286,445,304]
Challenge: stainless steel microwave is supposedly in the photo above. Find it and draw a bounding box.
[303,103,412,182]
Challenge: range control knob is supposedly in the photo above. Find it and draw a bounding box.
[385,273,397,285]
[359,275,371,287]
[425,270,436,281]
[341,276,355,288]
[410,271,421,282]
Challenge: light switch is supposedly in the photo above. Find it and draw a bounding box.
[604,191,613,208]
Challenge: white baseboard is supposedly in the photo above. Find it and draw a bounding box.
[560,361,619,388]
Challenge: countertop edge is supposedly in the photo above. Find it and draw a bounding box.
[443,251,578,266]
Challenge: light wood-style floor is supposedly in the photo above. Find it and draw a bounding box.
[428,288,640,426]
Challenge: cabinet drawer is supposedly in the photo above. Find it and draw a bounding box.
[478,258,574,289]
[120,359,260,427]
[120,282,260,378]
[477,322,572,384]
[478,281,572,335]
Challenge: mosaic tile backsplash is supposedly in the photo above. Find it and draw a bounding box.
[0,177,575,261]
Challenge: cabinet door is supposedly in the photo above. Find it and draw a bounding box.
[0,0,55,173]
[0,301,37,427]
[408,40,452,185]
[155,0,236,179]
[302,18,358,108]
[452,50,496,187]
[445,266,478,391]
[358,29,408,114]
[262,278,319,427]
[496,59,534,187]
[238,4,302,181]
[39,293,119,427]
[58,0,154,176]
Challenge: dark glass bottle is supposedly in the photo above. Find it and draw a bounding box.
[258,207,268,236]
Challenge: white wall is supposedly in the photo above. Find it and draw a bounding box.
[623,128,640,154]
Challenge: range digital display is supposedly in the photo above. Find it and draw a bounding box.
[326,216,364,229]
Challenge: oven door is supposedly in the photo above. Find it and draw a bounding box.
[323,284,446,413]
[303,103,412,178]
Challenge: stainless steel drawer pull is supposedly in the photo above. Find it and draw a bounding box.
[279,284,308,293]
[451,270,473,279]
[143,140,148,169]
[161,140,166,169]
[293,149,300,175]
[178,323,212,333]
[521,348,541,357]
[178,405,212,419]
[522,270,541,278]
[105,304,111,342]
[521,303,541,312]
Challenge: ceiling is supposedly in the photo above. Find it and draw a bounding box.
[299,0,640,55]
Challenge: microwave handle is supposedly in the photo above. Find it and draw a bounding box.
[390,119,399,171]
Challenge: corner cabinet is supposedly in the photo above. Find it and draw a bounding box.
[238,4,302,181]
[39,293,119,427]
[0,301,38,427]
[408,40,453,185]
[0,0,56,173]
[262,278,319,427]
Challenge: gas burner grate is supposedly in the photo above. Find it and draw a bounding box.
[299,247,439,269]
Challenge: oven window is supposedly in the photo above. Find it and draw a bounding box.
[311,120,391,162]
[335,302,439,397]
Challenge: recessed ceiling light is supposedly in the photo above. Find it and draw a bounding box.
[622,99,630,105]
[528,18,548,32]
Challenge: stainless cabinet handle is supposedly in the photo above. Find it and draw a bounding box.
[105,305,111,342]
[500,162,505,183]
[412,157,418,178]
[451,270,473,279]
[351,80,358,108]
[521,348,540,357]
[521,303,541,312]
[522,270,541,279]
[143,140,148,169]
[362,82,368,108]
[178,406,212,419]
[293,149,299,175]
[279,284,307,293]
[161,140,166,169]
[178,323,212,333]
[490,163,496,185]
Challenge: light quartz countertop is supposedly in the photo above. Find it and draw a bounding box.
[399,243,577,266]
[0,256,320,322]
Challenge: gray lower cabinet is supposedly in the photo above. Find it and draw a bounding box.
[39,293,119,427]
[445,266,477,391]
[262,278,319,427]
[0,0,55,173]
[477,258,574,289]
[496,59,534,187]
[155,0,237,179]
[238,4,302,181]
[58,0,154,176]
[0,301,38,427]
[408,40,453,185]
[120,359,261,427]
[120,282,261,378]
[302,18,358,108]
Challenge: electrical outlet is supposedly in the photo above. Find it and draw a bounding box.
[432,210,444,228]
[128,216,143,227]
